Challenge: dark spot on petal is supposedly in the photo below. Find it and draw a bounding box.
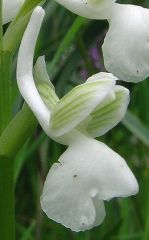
[73,174,77,178]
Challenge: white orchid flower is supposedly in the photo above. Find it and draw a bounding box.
[102,3,149,83]
[54,0,116,19]
[2,0,25,24]
[17,7,139,232]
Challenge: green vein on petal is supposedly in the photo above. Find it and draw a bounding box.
[87,86,129,137]
[34,56,59,110]
[50,78,115,137]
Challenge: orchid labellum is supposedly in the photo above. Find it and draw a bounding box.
[2,0,25,24]
[17,7,139,232]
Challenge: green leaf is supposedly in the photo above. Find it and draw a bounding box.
[48,16,88,77]
[122,110,149,147]
[20,220,36,240]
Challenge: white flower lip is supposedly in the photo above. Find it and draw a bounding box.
[102,3,149,82]
[41,134,139,232]
[55,0,116,20]
[3,0,25,24]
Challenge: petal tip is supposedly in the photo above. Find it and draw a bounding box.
[33,6,45,18]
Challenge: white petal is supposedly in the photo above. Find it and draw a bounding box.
[34,56,59,110]
[86,72,118,83]
[87,85,130,137]
[102,3,149,82]
[17,7,51,136]
[50,72,115,137]
[55,0,116,20]
[41,134,138,231]
[3,0,25,24]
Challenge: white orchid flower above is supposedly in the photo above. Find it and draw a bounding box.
[2,0,25,24]
[54,0,116,19]
[54,1,149,83]
[102,3,149,83]
[17,7,139,232]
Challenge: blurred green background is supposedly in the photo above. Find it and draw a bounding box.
[11,0,149,239]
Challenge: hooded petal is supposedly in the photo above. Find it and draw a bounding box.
[50,72,116,137]
[17,7,52,136]
[3,0,25,24]
[41,134,138,231]
[87,85,130,137]
[34,56,59,110]
[102,3,149,82]
[55,0,116,20]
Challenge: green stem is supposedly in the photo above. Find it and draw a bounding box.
[0,105,37,240]
[0,0,13,133]
[0,1,40,239]
[0,52,12,133]
[0,1,15,239]
[0,0,2,51]
[0,156,15,240]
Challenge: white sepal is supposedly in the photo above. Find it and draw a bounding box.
[3,0,25,24]
[55,0,116,20]
[17,7,51,136]
[41,134,138,232]
[50,73,115,137]
[102,3,149,82]
[87,85,130,137]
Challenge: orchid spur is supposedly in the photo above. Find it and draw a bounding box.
[2,0,25,24]
[17,7,138,232]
